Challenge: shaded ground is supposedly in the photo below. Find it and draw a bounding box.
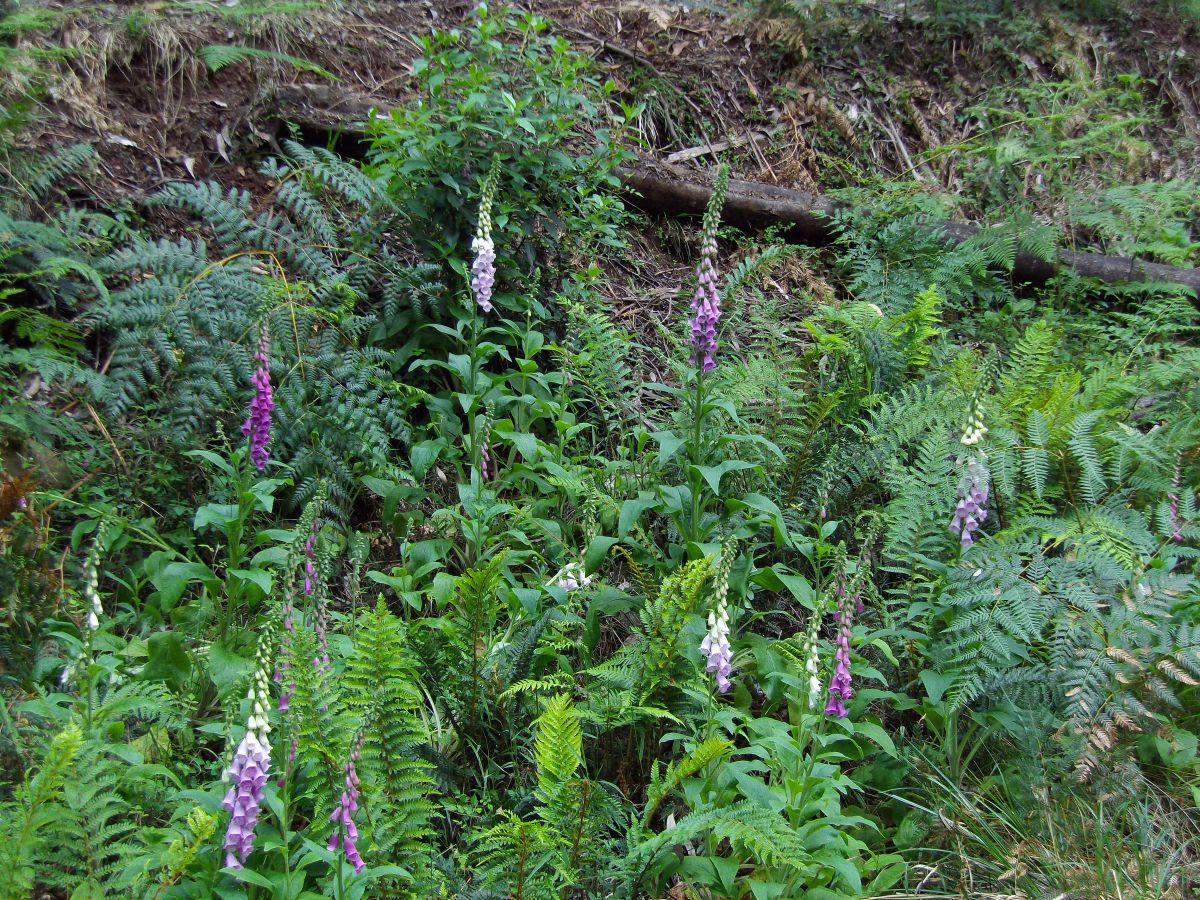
[7,0,1198,343]
[19,1,1200,196]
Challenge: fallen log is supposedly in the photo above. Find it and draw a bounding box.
[622,164,1200,295]
[269,84,1200,296]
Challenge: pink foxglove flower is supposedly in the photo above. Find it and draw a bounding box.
[698,548,736,693]
[549,561,591,593]
[242,326,274,471]
[689,238,721,372]
[824,584,856,718]
[479,419,492,482]
[700,610,732,693]
[328,743,365,873]
[687,166,728,372]
[470,165,499,313]
[950,456,990,547]
[1168,465,1185,543]
[950,399,990,548]
[222,638,273,868]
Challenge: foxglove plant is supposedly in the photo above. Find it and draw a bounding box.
[222,636,273,868]
[242,325,274,472]
[60,521,108,687]
[950,398,991,548]
[824,581,856,718]
[1168,465,1184,543]
[469,163,500,314]
[301,515,333,677]
[479,418,493,482]
[800,607,824,710]
[274,584,296,713]
[83,523,106,632]
[549,560,591,593]
[699,549,735,693]
[328,740,365,874]
[688,166,729,373]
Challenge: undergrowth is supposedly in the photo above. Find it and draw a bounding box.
[1,3,1198,899]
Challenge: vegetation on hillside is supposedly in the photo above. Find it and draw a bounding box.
[1,1,1198,898]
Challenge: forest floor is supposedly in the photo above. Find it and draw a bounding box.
[14,1,1200,288]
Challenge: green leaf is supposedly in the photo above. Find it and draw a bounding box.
[410,440,443,479]
[183,449,236,477]
[194,503,240,531]
[141,631,191,689]
[222,866,274,889]
[494,425,538,461]
[230,568,272,595]
[850,720,897,756]
[650,430,686,467]
[752,564,814,609]
[918,669,957,704]
[207,640,254,699]
[150,560,218,610]
[619,493,658,537]
[584,535,618,572]
[690,460,760,496]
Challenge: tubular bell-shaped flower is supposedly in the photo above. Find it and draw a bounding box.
[479,417,492,482]
[800,607,824,710]
[274,585,296,712]
[688,166,729,372]
[470,162,500,314]
[82,522,107,632]
[328,740,365,873]
[1169,465,1184,543]
[824,580,856,718]
[242,325,274,471]
[61,522,109,687]
[305,518,332,677]
[222,635,273,868]
[950,398,991,548]
[549,560,591,593]
[699,547,736,693]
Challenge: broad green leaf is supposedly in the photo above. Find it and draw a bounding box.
[150,560,218,610]
[141,631,190,689]
[690,459,760,496]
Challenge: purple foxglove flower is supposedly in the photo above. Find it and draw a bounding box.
[470,236,495,313]
[686,166,728,372]
[950,455,990,547]
[221,732,271,868]
[824,586,856,718]
[479,421,492,481]
[242,326,274,471]
[688,241,721,372]
[700,609,733,693]
[328,745,365,873]
[222,640,274,869]
[1169,492,1183,542]
[549,561,591,593]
